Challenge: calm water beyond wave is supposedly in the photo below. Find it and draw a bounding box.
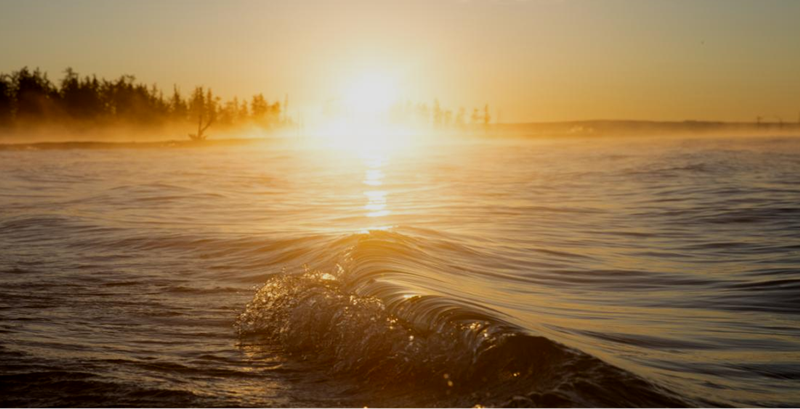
[1,135,799,407]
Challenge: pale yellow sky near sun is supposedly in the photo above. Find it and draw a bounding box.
[1,0,799,123]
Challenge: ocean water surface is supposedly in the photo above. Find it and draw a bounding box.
[1,135,799,407]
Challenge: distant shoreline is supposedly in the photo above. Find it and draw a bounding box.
[0,137,276,151]
[1,120,798,150]
[494,119,800,137]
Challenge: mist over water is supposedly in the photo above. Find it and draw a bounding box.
[1,135,799,407]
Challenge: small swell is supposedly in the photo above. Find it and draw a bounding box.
[236,231,689,407]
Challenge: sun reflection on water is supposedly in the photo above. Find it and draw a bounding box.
[362,152,390,219]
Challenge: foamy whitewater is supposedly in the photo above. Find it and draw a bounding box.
[1,135,799,407]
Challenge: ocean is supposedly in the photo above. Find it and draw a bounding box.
[1,134,799,407]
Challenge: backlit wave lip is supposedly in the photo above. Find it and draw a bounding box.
[236,229,692,407]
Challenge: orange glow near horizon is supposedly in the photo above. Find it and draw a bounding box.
[1,1,799,123]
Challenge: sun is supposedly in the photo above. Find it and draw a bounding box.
[342,73,398,117]
[311,72,414,152]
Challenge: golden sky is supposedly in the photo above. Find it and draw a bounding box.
[1,0,799,123]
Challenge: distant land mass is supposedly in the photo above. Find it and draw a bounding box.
[1,119,798,150]
[496,119,800,138]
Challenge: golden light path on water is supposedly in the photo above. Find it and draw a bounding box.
[305,71,422,230]
[363,154,389,219]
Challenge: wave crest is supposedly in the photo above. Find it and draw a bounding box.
[235,231,688,407]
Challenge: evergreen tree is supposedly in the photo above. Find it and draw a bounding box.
[251,93,268,125]
[0,66,294,133]
[0,74,13,125]
[12,67,58,122]
[59,68,106,121]
[170,85,188,121]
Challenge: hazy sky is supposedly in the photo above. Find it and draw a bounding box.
[2,0,799,122]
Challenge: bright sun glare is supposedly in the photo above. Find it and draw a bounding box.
[314,72,412,152]
[343,73,398,116]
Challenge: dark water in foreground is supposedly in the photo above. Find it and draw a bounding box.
[1,135,799,407]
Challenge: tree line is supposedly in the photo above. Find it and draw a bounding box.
[0,67,289,130]
[388,99,492,129]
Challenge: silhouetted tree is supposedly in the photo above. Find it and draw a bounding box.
[170,85,188,121]
[238,98,249,122]
[218,98,237,126]
[12,67,59,122]
[206,88,219,123]
[471,108,480,125]
[188,86,205,120]
[60,68,105,121]
[269,101,281,127]
[386,99,484,131]
[0,74,12,125]
[0,66,291,134]
[251,93,268,125]
[188,86,215,141]
[104,74,164,124]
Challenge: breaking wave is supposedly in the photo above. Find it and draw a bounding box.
[236,231,689,407]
